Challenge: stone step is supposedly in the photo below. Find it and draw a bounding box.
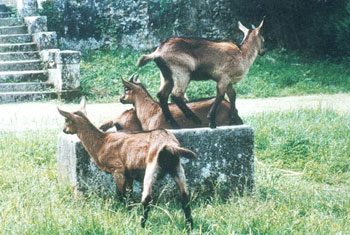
[0,60,43,71]
[0,42,37,52]
[0,90,58,103]
[0,82,53,92]
[0,34,32,43]
[0,51,39,61]
[0,4,6,12]
[0,13,12,18]
[0,70,48,83]
[0,25,27,34]
[0,18,22,27]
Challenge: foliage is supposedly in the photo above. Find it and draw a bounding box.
[40,0,350,56]
[38,0,64,36]
[248,109,350,185]
[80,48,350,102]
[39,0,109,39]
[1,109,350,233]
[229,0,350,55]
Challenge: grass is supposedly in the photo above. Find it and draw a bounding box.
[80,48,350,102]
[1,109,349,234]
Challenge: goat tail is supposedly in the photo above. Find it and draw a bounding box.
[164,145,197,159]
[136,53,155,67]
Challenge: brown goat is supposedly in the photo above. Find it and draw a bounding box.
[99,108,142,132]
[58,97,196,228]
[118,74,233,130]
[137,18,265,129]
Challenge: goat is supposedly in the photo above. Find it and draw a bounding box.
[137,18,265,128]
[99,108,142,132]
[118,74,233,130]
[58,97,196,229]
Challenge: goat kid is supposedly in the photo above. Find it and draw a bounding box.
[137,18,265,129]
[118,74,234,130]
[99,108,142,132]
[58,97,196,228]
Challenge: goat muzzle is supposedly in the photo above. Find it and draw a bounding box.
[259,48,266,56]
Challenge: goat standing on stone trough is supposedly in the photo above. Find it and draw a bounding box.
[58,97,197,229]
[115,74,233,130]
[137,18,265,128]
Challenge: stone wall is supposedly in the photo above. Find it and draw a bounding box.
[43,0,255,50]
[2,0,16,7]
[57,125,255,200]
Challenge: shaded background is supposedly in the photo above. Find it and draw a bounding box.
[38,0,350,56]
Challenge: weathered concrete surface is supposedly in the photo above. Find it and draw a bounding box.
[57,125,255,199]
[49,50,81,92]
[48,0,245,51]
[17,0,37,17]
[0,3,80,103]
[24,16,47,34]
[33,31,57,50]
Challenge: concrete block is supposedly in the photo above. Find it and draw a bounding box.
[57,125,255,199]
[33,32,58,51]
[47,50,81,92]
[24,16,47,34]
[55,50,81,64]
[17,0,37,17]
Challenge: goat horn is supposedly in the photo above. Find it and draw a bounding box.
[128,74,135,82]
[238,21,249,45]
[257,16,265,29]
[133,74,140,83]
[80,96,87,115]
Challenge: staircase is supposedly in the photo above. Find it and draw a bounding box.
[0,4,57,103]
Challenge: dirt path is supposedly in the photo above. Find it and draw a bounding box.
[1,94,349,131]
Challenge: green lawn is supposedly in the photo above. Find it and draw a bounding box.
[80,48,350,102]
[1,109,349,234]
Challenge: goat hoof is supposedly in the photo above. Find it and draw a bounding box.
[233,116,243,125]
[186,218,194,230]
[209,122,217,129]
[191,115,202,125]
[230,113,243,125]
[170,121,180,129]
[140,218,146,228]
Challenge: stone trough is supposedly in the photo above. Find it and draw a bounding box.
[57,125,255,199]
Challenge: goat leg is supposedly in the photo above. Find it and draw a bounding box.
[113,170,127,203]
[172,165,193,229]
[226,85,243,125]
[140,196,152,228]
[158,94,180,128]
[157,76,180,128]
[141,161,158,227]
[207,94,224,129]
[171,95,202,125]
[99,120,114,132]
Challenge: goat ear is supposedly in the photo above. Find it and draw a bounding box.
[133,74,141,84]
[238,21,249,44]
[80,96,87,115]
[128,74,135,82]
[122,78,135,89]
[57,107,75,120]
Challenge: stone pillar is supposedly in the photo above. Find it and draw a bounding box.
[0,4,6,12]
[24,16,47,34]
[17,0,37,17]
[57,126,255,199]
[51,50,81,93]
[33,32,58,51]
